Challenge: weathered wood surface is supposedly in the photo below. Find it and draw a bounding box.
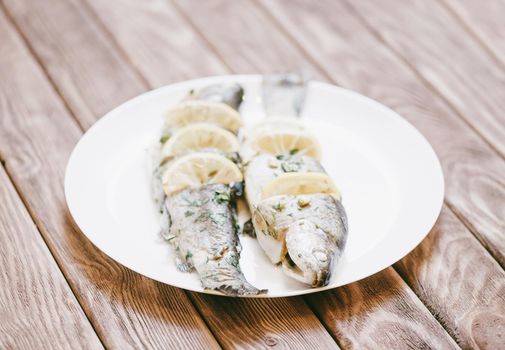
[82,0,227,88]
[2,0,143,129]
[442,0,505,69]
[339,0,505,269]
[1,0,340,348]
[0,5,220,349]
[190,295,340,349]
[347,0,505,159]
[0,166,102,349]
[395,207,505,349]
[0,0,504,348]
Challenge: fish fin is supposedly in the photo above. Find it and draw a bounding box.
[215,283,267,297]
[175,257,193,272]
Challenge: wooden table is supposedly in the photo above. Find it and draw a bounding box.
[1,0,504,349]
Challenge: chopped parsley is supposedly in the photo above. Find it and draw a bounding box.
[213,190,231,204]
[194,210,226,226]
[159,134,170,144]
[182,196,209,207]
[289,148,299,155]
[185,251,193,260]
[184,210,194,217]
[272,202,285,212]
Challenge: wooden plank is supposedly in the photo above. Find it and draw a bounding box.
[85,0,323,83]
[340,0,505,267]
[190,295,339,349]
[0,6,220,350]
[103,0,459,347]
[2,0,144,129]
[441,0,505,68]
[344,0,505,158]
[2,0,339,347]
[81,0,228,88]
[395,206,505,349]
[257,0,505,267]
[171,0,323,79]
[0,166,103,349]
[307,269,459,349]
[256,0,505,346]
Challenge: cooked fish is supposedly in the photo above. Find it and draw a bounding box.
[155,83,264,296]
[164,183,264,295]
[244,153,348,287]
[253,194,347,287]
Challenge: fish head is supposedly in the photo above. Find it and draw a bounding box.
[282,219,335,287]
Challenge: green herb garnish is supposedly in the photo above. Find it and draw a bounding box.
[214,190,231,204]
[272,202,285,212]
[159,134,170,144]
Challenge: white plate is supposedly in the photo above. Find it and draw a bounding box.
[65,75,444,297]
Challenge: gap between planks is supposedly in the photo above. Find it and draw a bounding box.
[251,0,505,273]
[0,0,88,132]
[3,0,492,348]
[438,0,505,75]
[0,3,109,345]
[0,162,105,349]
[338,0,505,162]
[168,0,467,346]
[335,0,505,270]
[0,3,223,348]
[0,0,340,347]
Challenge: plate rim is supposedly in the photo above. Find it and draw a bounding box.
[65,74,445,298]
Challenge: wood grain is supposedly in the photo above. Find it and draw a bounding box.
[341,0,505,268]
[307,269,459,349]
[0,166,103,349]
[0,6,220,350]
[189,294,339,349]
[171,0,323,80]
[82,0,227,88]
[2,0,144,129]
[135,0,462,347]
[258,0,505,267]
[2,0,340,347]
[345,0,505,157]
[395,206,505,349]
[257,0,505,347]
[441,0,505,71]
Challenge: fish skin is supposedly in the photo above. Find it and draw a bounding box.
[165,183,265,296]
[245,153,348,287]
[254,194,347,287]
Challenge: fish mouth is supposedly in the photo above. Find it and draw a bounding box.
[280,251,331,287]
[280,219,334,287]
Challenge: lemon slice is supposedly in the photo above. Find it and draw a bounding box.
[164,100,243,132]
[161,123,239,160]
[261,172,341,201]
[251,130,322,160]
[162,152,243,195]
